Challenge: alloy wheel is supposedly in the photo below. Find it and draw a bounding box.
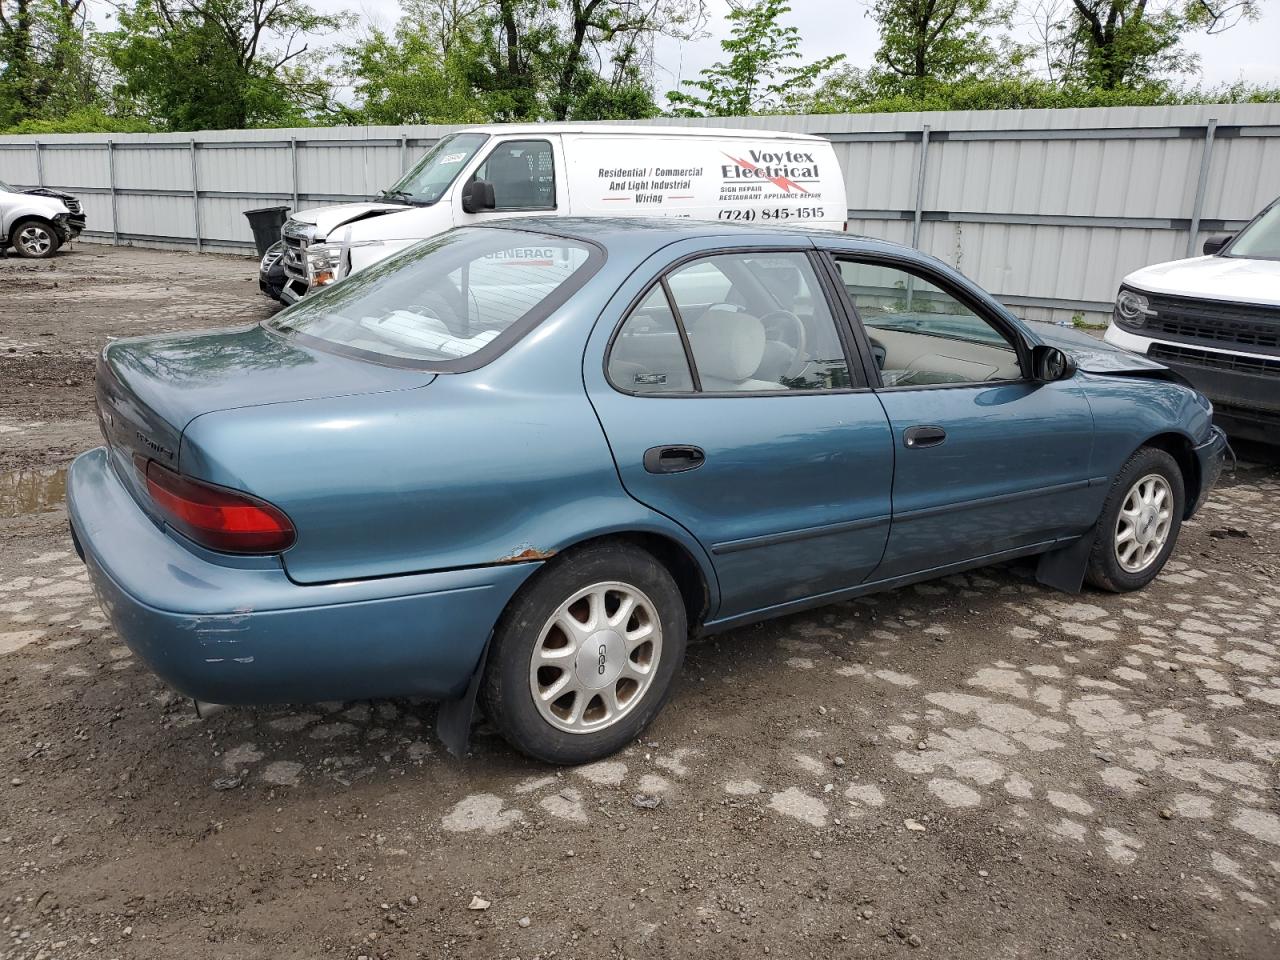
[17,224,53,257]
[1114,473,1173,573]
[528,580,663,734]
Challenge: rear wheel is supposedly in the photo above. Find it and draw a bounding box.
[480,542,687,764]
[1085,446,1185,592]
[10,219,61,259]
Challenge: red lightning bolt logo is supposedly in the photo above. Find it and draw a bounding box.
[723,153,810,194]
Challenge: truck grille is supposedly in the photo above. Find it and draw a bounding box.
[63,198,82,215]
[282,237,308,281]
[1128,293,1280,355]
[1148,343,1280,379]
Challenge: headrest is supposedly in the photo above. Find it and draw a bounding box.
[689,306,766,383]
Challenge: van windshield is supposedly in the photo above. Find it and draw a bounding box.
[1227,201,1280,261]
[380,133,488,206]
[266,227,601,369]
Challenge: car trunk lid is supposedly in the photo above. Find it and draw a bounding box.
[96,324,434,515]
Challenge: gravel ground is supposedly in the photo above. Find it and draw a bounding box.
[1,246,1279,960]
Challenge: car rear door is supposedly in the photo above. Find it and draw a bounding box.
[583,238,895,622]
[825,251,1098,580]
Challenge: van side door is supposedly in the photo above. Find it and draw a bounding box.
[453,136,565,224]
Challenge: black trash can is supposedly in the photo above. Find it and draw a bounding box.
[243,205,291,257]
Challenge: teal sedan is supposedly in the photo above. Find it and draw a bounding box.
[67,219,1226,764]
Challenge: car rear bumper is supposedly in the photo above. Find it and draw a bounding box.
[66,446,536,705]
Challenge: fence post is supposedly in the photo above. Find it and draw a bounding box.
[189,139,202,253]
[106,140,119,246]
[1186,118,1218,259]
[911,123,931,251]
[290,137,300,211]
[33,142,44,187]
[400,134,408,173]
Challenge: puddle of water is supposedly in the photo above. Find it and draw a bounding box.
[1,466,68,518]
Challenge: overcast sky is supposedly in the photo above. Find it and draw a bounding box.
[317,0,1280,94]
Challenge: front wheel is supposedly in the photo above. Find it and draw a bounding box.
[10,219,61,259]
[1085,446,1185,592]
[480,542,687,764]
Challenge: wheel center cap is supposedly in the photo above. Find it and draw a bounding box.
[575,630,626,690]
[1137,508,1157,543]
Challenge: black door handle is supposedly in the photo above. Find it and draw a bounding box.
[903,425,947,449]
[644,445,706,474]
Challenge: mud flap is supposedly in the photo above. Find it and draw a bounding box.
[435,637,490,759]
[1035,531,1094,594]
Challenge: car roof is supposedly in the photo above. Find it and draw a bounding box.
[482,216,901,255]
[452,123,827,142]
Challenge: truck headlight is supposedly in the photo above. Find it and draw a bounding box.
[306,240,384,286]
[306,244,343,286]
[1114,289,1151,326]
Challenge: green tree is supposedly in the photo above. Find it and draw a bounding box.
[667,0,844,116]
[0,0,107,128]
[868,0,1029,94]
[345,0,688,124]
[545,0,702,120]
[103,0,343,130]
[340,0,489,124]
[1040,0,1260,90]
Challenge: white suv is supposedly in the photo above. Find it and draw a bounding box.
[1,177,82,258]
[1105,197,1280,444]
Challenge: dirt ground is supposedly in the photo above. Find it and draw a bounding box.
[1,245,1279,960]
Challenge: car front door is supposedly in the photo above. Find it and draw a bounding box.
[827,252,1098,580]
[584,241,895,622]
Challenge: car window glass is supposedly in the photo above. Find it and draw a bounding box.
[608,286,695,393]
[836,259,1022,387]
[385,132,488,205]
[268,228,594,366]
[447,242,588,335]
[665,260,732,307]
[472,140,555,210]
[1227,202,1280,259]
[664,252,852,392]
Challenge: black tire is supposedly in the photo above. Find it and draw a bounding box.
[10,218,61,259]
[1085,446,1185,592]
[480,541,687,765]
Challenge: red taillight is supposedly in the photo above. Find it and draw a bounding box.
[138,457,295,554]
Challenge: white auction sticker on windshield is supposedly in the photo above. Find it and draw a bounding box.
[439,153,467,164]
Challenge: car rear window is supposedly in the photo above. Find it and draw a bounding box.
[267,228,601,370]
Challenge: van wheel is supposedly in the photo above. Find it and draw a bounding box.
[1085,446,1185,592]
[10,219,61,259]
[480,542,687,765]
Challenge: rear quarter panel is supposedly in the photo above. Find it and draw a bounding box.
[179,262,720,595]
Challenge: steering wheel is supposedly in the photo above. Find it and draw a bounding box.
[759,309,808,379]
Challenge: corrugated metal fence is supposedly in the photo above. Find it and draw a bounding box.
[3,104,1279,323]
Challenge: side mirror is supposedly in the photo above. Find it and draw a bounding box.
[1031,344,1076,383]
[1202,234,1233,256]
[461,178,496,214]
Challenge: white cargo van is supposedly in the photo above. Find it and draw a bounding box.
[265,124,847,302]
